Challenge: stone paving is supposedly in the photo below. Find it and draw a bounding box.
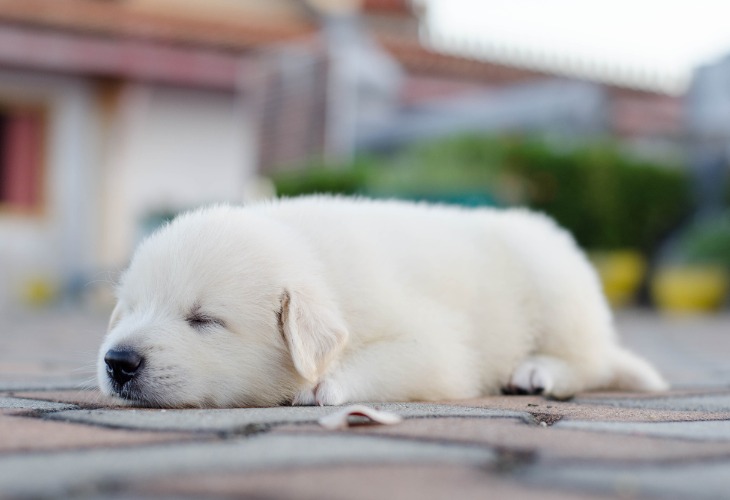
[1,307,730,499]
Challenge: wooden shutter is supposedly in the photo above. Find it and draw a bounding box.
[0,109,43,210]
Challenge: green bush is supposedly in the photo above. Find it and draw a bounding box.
[502,139,691,252]
[273,163,368,197]
[363,136,502,206]
[673,212,730,269]
[271,134,692,253]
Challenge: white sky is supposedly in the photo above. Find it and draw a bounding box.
[423,0,730,93]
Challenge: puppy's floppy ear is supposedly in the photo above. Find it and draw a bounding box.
[279,288,348,383]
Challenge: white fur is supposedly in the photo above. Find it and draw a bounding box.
[97,196,668,407]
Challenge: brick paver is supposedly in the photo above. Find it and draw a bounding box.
[1,307,729,499]
[139,464,619,500]
[0,412,199,453]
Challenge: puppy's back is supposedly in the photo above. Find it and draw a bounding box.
[255,197,553,340]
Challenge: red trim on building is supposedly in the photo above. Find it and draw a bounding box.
[380,36,548,86]
[0,24,255,90]
[362,0,412,16]
[1,110,42,209]
[0,0,315,51]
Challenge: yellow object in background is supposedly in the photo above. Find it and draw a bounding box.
[21,277,57,306]
[590,250,647,308]
[652,266,728,314]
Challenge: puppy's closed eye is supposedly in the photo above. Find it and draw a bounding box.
[186,310,225,331]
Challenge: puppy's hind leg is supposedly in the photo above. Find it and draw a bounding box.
[606,347,668,392]
[504,355,588,400]
[505,348,668,400]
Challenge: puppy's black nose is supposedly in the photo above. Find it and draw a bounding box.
[104,348,143,386]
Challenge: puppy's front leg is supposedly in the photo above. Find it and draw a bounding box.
[292,378,346,406]
[291,387,317,406]
[291,353,386,406]
[294,337,479,406]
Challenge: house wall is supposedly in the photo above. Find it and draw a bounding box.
[0,71,256,311]
[0,69,100,309]
[99,83,255,270]
[358,79,608,150]
[400,74,496,106]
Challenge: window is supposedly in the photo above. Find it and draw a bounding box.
[0,106,44,213]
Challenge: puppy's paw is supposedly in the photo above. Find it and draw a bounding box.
[292,379,346,406]
[504,360,555,396]
[314,379,345,406]
[292,387,317,406]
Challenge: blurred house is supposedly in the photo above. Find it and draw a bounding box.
[0,0,327,308]
[0,0,688,309]
[354,1,684,153]
[686,53,730,217]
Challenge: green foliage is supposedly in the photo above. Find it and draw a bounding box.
[271,134,692,252]
[273,159,372,197]
[502,139,691,251]
[674,213,730,269]
[363,136,502,206]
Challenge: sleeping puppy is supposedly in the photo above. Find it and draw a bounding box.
[97,196,667,407]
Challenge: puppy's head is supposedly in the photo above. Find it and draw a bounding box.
[97,206,348,408]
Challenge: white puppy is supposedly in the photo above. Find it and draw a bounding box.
[98,196,667,407]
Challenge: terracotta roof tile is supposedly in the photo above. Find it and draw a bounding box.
[379,36,548,86]
[362,0,412,15]
[0,0,672,97]
[379,36,676,97]
[0,0,316,51]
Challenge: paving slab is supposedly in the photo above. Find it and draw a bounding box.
[7,389,125,408]
[525,459,730,500]
[451,395,730,422]
[556,419,730,441]
[576,387,730,400]
[578,393,730,412]
[0,413,200,453]
[44,404,532,433]
[25,389,730,424]
[0,433,496,498]
[616,311,730,387]
[1,308,730,499]
[137,463,616,500]
[0,396,78,411]
[275,417,730,462]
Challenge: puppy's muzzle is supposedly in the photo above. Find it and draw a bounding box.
[104,348,144,387]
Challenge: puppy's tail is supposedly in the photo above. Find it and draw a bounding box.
[606,347,669,392]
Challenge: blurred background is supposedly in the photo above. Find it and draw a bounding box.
[1,0,730,317]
